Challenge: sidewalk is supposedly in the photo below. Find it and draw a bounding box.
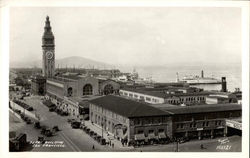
[84,120,133,150]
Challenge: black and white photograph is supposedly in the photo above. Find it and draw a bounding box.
[1,0,249,158]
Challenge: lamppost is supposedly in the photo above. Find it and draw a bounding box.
[176,140,179,152]
[101,121,103,138]
[173,137,179,152]
[101,104,103,138]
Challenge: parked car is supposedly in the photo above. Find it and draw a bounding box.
[25,119,31,124]
[62,111,68,116]
[89,131,94,137]
[23,116,29,121]
[44,129,53,137]
[178,137,190,144]
[86,128,90,134]
[99,138,106,145]
[82,126,87,131]
[53,126,59,132]
[96,136,102,142]
[49,107,56,112]
[71,121,81,129]
[92,133,97,139]
[67,119,75,123]
[34,122,41,129]
[26,107,33,111]
[38,136,45,144]
[80,122,85,129]
[40,127,53,137]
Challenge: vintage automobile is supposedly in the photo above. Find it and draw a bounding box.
[49,107,56,112]
[40,126,53,137]
[71,121,81,129]
[92,133,97,139]
[34,122,41,129]
[89,131,94,137]
[94,135,101,141]
[82,126,87,131]
[26,107,33,111]
[178,137,190,144]
[67,118,76,123]
[99,138,106,145]
[52,126,59,132]
[38,136,45,144]
[25,118,32,124]
[44,129,53,137]
[85,128,91,134]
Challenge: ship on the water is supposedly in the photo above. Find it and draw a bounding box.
[177,70,222,85]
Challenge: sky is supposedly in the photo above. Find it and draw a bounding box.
[10,7,241,67]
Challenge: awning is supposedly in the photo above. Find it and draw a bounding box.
[158,132,167,139]
[148,133,157,140]
[134,133,146,141]
[114,124,127,129]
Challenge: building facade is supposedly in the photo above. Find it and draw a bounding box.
[119,88,210,105]
[31,76,46,95]
[89,95,171,145]
[89,95,242,145]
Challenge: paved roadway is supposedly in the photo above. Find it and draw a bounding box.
[10,96,112,152]
[10,95,241,152]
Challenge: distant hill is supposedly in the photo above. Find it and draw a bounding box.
[10,56,115,69]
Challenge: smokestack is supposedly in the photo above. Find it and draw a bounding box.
[221,77,227,92]
[201,70,204,78]
[176,72,179,82]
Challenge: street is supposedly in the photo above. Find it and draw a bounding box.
[10,95,111,151]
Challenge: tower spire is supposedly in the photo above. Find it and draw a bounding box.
[42,16,54,47]
[45,16,52,32]
[42,16,55,78]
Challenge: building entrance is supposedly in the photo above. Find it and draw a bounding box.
[103,84,114,95]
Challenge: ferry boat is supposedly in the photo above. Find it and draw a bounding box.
[179,70,221,85]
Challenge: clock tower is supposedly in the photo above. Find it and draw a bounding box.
[42,16,55,78]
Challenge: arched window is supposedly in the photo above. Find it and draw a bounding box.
[67,87,73,97]
[104,84,114,95]
[83,84,93,95]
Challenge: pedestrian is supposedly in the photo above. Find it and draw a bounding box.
[112,143,114,148]
[92,145,95,150]
[200,144,204,149]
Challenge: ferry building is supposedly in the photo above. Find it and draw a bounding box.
[31,16,120,117]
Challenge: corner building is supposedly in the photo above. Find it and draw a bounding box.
[89,95,241,145]
[89,95,172,145]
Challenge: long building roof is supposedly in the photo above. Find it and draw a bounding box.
[89,95,170,118]
[121,87,211,98]
[89,95,241,118]
[158,103,241,115]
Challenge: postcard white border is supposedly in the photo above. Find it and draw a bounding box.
[1,1,249,158]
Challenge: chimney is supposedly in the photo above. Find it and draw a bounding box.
[221,77,227,92]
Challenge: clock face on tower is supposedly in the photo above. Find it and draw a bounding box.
[46,51,54,60]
